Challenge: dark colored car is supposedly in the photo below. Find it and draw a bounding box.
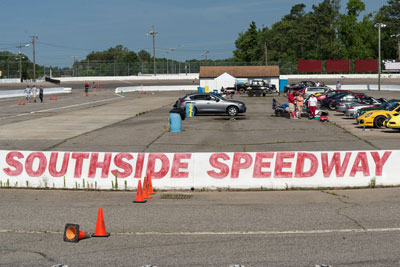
[173,93,246,116]
[320,91,351,109]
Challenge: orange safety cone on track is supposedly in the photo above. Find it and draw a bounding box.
[143,177,151,199]
[22,101,26,105]
[92,207,110,237]
[54,96,57,100]
[18,99,21,105]
[147,172,155,195]
[133,180,146,203]
[63,223,90,243]
[50,97,53,100]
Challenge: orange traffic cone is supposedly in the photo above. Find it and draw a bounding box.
[55,96,57,100]
[147,172,155,195]
[133,180,146,203]
[92,207,110,237]
[143,177,151,199]
[18,99,21,105]
[50,97,53,100]
[22,101,26,105]
[63,223,90,242]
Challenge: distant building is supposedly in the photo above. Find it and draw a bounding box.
[199,66,280,92]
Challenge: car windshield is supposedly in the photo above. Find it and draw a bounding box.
[384,102,400,111]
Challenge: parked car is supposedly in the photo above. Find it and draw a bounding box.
[173,93,246,116]
[357,101,400,128]
[320,91,351,109]
[284,81,316,93]
[302,86,332,99]
[384,113,400,130]
[344,97,386,118]
[356,99,400,118]
[317,90,353,101]
[335,95,379,113]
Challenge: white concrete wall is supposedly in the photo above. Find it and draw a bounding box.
[57,74,199,82]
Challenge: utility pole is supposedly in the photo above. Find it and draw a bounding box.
[72,56,78,77]
[264,42,268,65]
[201,51,209,65]
[147,25,158,76]
[16,43,30,83]
[391,34,400,60]
[375,23,386,91]
[29,35,38,82]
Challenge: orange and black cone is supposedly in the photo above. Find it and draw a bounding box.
[63,223,90,243]
[143,177,151,199]
[18,99,21,105]
[133,180,146,203]
[92,207,110,237]
[147,172,155,195]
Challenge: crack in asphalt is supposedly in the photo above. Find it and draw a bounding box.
[321,190,366,230]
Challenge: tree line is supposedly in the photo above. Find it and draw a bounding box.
[233,0,400,62]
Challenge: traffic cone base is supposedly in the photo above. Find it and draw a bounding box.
[92,207,110,237]
[63,223,90,242]
[134,180,147,203]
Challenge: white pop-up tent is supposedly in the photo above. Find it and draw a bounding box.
[214,72,236,91]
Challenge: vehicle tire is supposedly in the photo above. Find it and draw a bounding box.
[275,110,283,117]
[248,91,254,97]
[239,88,245,94]
[328,102,336,110]
[373,115,386,128]
[227,106,239,116]
[255,91,261,97]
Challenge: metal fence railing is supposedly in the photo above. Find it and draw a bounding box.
[0,60,393,79]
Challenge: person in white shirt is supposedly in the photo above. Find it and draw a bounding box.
[24,85,31,103]
[32,85,38,103]
[308,94,318,118]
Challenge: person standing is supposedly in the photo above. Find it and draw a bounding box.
[84,82,89,96]
[295,93,304,119]
[308,94,318,118]
[91,81,97,96]
[288,91,296,119]
[336,81,341,90]
[39,85,44,103]
[32,85,38,103]
[24,85,31,103]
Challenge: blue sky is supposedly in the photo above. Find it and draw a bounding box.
[0,0,387,67]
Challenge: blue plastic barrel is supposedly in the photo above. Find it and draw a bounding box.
[279,79,288,92]
[169,113,182,132]
[197,87,202,93]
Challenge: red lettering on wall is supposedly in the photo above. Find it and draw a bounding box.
[231,153,253,178]
[295,153,318,178]
[171,153,191,178]
[371,151,391,176]
[25,152,47,177]
[350,152,370,177]
[3,151,24,176]
[111,153,133,178]
[274,152,295,178]
[134,153,145,178]
[207,153,230,179]
[253,152,274,178]
[321,152,351,177]
[88,153,112,178]
[49,152,70,177]
[146,153,170,179]
[71,153,89,178]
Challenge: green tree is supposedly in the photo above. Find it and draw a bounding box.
[233,21,262,62]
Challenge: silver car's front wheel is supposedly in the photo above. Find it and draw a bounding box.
[227,106,239,116]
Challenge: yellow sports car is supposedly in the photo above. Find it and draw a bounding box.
[385,113,400,130]
[357,101,400,128]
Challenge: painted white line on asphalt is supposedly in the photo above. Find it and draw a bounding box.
[2,227,400,236]
[0,94,124,120]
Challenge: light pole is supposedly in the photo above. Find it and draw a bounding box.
[16,43,30,83]
[72,56,78,77]
[390,34,400,60]
[147,25,158,76]
[375,23,386,91]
